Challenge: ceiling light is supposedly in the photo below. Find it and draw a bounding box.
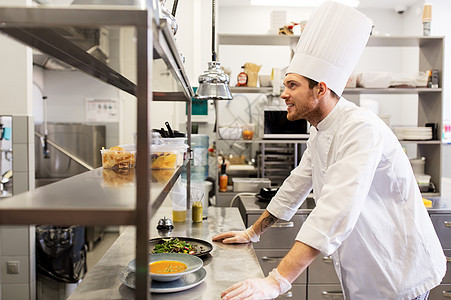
[250,0,359,8]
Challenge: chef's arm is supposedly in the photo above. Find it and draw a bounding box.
[277,240,320,283]
[212,209,278,243]
[249,209,278,235]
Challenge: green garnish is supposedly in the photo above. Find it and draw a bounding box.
[153,238,196,255]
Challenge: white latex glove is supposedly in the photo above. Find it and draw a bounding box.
[212,226,260,244]
[221,268,291,300]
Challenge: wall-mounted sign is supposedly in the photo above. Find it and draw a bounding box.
[85,98,118,122]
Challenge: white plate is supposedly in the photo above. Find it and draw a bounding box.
[128,253,203,282]
[118,266,207,293]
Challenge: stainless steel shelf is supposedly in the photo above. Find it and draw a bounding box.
[0,162,187,226]
[343,88,442,94]
[0,6,193,100]
[0,6,194,297]
[219,34,444,48]
[230,86,441,95]
[218,138,308,144]
[398,140,442,144]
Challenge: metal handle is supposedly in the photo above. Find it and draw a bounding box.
[271,222,294,228]
[34,131,94,171]
[321,291,344,298]
[443,291,451,298]
[262,256,283,263]
[444,221,451,228]
[322,255,333,263]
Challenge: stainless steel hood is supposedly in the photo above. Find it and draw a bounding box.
[32,26,110,70]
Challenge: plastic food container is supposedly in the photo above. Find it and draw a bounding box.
[151,144,187,169]
[101,145,136,169]
[356,72,393,88]
[218,125,242,140]
[242,124,255,140]
[410,157,426,175]
[415,174,431,192]
[160,137,187,145]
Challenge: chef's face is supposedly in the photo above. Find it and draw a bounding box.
[281,74,319,122]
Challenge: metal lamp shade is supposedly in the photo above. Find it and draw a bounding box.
[195,61,233,100]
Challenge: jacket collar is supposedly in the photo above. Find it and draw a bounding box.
[316,98,344,131]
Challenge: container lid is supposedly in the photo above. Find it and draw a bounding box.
[150,144,187,153]
[415,174,431,184]
[410,157,426,164]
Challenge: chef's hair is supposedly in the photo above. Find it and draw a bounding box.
[306,77,340,99]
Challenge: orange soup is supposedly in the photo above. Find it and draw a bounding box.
[149,260,187,274]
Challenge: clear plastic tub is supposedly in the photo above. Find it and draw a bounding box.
[242,123,255,140]
[160,137,187,145]
[101,145,136,169]
[150,144,187,169]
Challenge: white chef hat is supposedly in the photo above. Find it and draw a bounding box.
[286,1,372,96]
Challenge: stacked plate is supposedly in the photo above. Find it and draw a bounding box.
[119,253,207,293]
[392,127,432,140]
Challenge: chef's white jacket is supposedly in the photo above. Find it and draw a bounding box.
[267,98,446,300]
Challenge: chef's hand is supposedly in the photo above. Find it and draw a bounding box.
[221,268,291,300]
[212,226,260,244]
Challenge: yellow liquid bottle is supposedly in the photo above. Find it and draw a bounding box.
[172,210,186,222]
[192,201,203,222]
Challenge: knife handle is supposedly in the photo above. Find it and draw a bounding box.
[165,121,174,137]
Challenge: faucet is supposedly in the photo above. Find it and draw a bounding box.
[41,96,49,159]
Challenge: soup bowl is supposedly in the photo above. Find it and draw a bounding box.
[127,253,203,282]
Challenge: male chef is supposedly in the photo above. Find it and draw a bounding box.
[212,1,446,299]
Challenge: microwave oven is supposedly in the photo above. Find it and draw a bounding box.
[261,107,310,139]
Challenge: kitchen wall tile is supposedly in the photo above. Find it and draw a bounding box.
[2,225,25,230]
[2,283,30,300]
[12,116,28,145]
[27,116,33,142]
[1,255,30,284]
[12,171,29,195]
[1,226,30,256]
[28,141,35,190]
[12,143,28,173]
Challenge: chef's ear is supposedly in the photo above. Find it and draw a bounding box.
[317,81,327,97]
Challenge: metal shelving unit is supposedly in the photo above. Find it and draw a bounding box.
[0,5,193,299]
[220,34,444,195]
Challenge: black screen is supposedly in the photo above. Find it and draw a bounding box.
[264,110,307,135]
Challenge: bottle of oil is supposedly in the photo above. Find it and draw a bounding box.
[219,158,228,192]
[237,66,248,87]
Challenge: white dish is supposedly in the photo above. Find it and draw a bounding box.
[127,253,203,282]
[118,266,207,293]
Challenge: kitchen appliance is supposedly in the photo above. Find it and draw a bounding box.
[232,177,271,192]
[35,123,105,183]
[261,107,309,139]
[35,123,106,251]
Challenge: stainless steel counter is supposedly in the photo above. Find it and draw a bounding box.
[238,195,451,216]
[68,206,264,299]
